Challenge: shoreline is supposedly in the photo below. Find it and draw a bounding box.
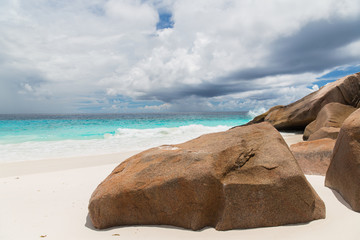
[0,132,302,178]
[1,133,360,239]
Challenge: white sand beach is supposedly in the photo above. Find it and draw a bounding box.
[1,134,359,240]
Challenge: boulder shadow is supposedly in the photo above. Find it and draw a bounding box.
[85,213,201,232]
[331,189,353,211]
[85,213,96,230]
[85,212,312,233]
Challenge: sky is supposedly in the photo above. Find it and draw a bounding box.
[0,0,360,114]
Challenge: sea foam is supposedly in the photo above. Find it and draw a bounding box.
[0,124,230,163]
[247,107,267,118]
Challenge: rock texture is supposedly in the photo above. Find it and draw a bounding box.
[290,139,335,176]
[308,127,340,141]
[303,103,356,140]
[249,72,360,130]
[89,122,325,231]
[325,109,360,212]
[303,120,316,140]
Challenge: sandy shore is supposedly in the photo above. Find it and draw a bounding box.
[0,151,140,178]
[282,133,304,146]
[1,134,359,240]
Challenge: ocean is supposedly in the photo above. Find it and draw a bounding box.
[0,112,253,163]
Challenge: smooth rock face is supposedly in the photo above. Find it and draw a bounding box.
[308,127,340,141]
[249,73,360,130]
[290,139,336,176]
[325,109,360,212]
[303,120,317,140]
[303,103,356,140]
[89,122,325,231]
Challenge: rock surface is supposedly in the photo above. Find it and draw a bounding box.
[303,120,316,140]
[249,72,360,130]
[303,103,356,140]
[290,139,335,176]
[325,109,360,212]
[89,122,325,231]
[308,127,340,141]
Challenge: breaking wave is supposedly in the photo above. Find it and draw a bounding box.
[247,107,267,118]
[0,124,230,163]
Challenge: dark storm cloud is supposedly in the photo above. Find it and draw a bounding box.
[226,17,360,81]
[272,18,360,71]
[140,80,273,102]
[139,83,235,102]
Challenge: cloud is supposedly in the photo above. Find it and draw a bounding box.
[223,17,360,81]
[0,0,360,113]
[143,103,171,111]
[105,0,360,106]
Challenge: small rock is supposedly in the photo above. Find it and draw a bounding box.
[303,102,356,140]
[290,138,335,175]
[308,127,340,141]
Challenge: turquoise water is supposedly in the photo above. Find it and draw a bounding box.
[0,112,251,144]
[0,112,252,162]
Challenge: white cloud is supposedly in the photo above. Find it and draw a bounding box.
[105,0,158,30]
[104,0,360,101]
[312,85,320,91]
[143,103,171,111]
[0,0,359,113]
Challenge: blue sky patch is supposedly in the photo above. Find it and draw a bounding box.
[156,12,174,30]
[315,64,360,87]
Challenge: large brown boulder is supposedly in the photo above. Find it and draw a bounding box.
[249,72,360,130]
[303,102,356,140]
[89,122,325,231]
[290,138,336,176]
[325,109,360,211]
